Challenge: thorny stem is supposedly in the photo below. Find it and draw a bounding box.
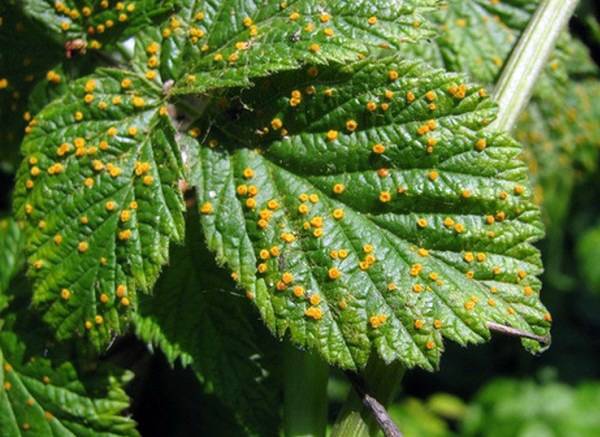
[491,0,579,132]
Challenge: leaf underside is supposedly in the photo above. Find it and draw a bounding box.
[192,57,550,371]
[13,69,185,348]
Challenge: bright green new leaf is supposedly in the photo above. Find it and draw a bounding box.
[126,0,437,93]
[0,331,138,436]
[192,58,550,371]
[462,378,600,437]
[13,69,185,348]
[134,211,280,435]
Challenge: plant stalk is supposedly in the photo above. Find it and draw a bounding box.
[491,0,579,132]
[331,357,406,437]
[283,343,329,437]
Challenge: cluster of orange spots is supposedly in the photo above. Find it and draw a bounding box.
[427,170,439,182]
[417,217,428,229]
[46,70,61,84]
[200,201,213,215]
[326,129,338,141]
[412,283,424,293]
[417,247,429,257]
[309,294,321,304]
[271,118,283,130]
[417,119,437,136]
[448,83,468,99]
[377,168,388,178]
[332,208,344,220]
[54,234,63,245]
[47,163,64,175]
[60,288,71,300]
[281,232,296,244]
[358,244,377,271]
[78,241,89,253]
[366,101,378,112]
[379,191,391,203]
[410,263,422,277]
[346,120,358,132]
[464,298,477,311]
[118,229,132,240]
[369,314,388,328]
[305,306,323,320]
[414,319,424,329]
[328,267,342,280]
[523,286,533,296]
[106,163,122,178]
[513,184,525,195]
[388,70,399,81]
[517,270,527,280]
[475,138,487,151]
[387,282,397,292]
[293,286,305,297]
[332,183,345,195]
[243,167,255,179]
[372,143,385,154]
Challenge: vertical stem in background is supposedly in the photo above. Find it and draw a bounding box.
[491,0,579,132]
[331,357,405,437]
[283,343,329,437]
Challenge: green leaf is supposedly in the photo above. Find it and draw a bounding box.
[134,210,281,435]
[0,331,138,437]
[126,0,437,92]
[191,58,549,371]
[388,398,451,437]
[461,378,600,437]
[20,0,172,48]
[0,219,24,299]
[12,68,185,348]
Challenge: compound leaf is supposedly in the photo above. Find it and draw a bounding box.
[13,68,185,348]
[191,58,549,371]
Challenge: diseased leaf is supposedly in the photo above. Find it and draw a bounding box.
[0,331,138,437]
[134,210,281,436]
[192,58,549,371]
[20,0,172,48]
[126,0,437,93]
[12,69,185,348]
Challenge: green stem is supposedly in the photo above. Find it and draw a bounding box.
[491,0,579,132]
[283,343,329,437]
[331,357,406,437]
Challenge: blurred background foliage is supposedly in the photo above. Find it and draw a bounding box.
[2,0,600,436]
